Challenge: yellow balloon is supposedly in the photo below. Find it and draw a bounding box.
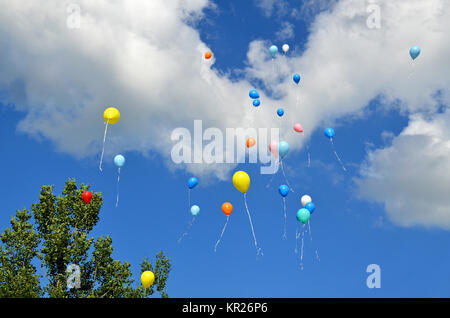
[103,107,120,125]
[141,271,155,289]
[232,171,250,193]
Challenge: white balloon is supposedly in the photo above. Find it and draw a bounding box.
[282,44,289,53]
[301,195,312,207]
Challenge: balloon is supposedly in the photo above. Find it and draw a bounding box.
[246,137,256,148]
[82,191,92,204]
[278,141,289,159]
[205,51,212,59]
[221,202,233,216]
[301,195,312,207]
[103,107,120,125]
[409,46,421,60]
[305,202,315,214]
[249,90,260,99]
[277,108,284,117]
[253,99,260,107]
[296,208,311,224]
[282,44,289,53]
[294,123,303,133]
[114,154,125,167]
[141,271,155,289]
[188,177,198,189]
[269,45,278,58]
[232,171,250,194]
[269,140,279,157]
[278,185,289,197]
[293,74,300,84]
[190,205,200,216]
[324,128,335,139]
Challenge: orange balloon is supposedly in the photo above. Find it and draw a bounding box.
[205,51,212,59]
[246,137,256,148]
[221,202,233,216]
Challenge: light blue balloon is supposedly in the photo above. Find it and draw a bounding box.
[269,45,278,58]
[190,205,200,216]
[114,154,125,167]
[296,208,310,224]
[278,141,290,159]
[277,108,284,117]
[409,46,421,60]
[324,128,335,139]
[293,74,300,84]
[253,99,260,107]
[305,202,315,214]
[249,90,260,99]
[188,177,198,189]
[278,185,289,197]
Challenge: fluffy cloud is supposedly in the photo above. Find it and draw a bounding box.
[356,110,450,229]
[0,0,449,184]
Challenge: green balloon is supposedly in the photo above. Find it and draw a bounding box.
[296,208,310,224]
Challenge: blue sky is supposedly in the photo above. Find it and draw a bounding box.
[1,0,450,297]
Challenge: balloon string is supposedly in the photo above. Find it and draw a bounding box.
[294,225,300,254]
[307,220,320,262]
[300,224,305,270]
[99,121,109,172]
[115,167,120,208]
[282,197,287,240]
[307,144,311,168]
[244,193,262,257]
[330,138,347,172]
[280,160,295,192]
[188,189,191,211]
[214,215,230,252]
[408,59,415,78]
[178,216,196,244]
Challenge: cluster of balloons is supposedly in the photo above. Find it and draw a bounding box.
[249,89,260,107]
[297,195,316,224]
[269,43,290,58]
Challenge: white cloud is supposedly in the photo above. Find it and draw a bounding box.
[275,21,295,41]
[0,0,449,189]
[356,110,450,229]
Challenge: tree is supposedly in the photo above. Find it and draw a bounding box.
[0,179,171,298]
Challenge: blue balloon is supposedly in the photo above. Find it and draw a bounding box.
[278,141,290,159]
[305,202,315,214]
[324,128,335,139]
[249,90,260,99]
[293,74,301,84]
[190,205,200,216]
[277,108,284,117]
[269,45,278,58]
[188,177,198,189]
[409,46,421,60]
[278,185,289,197]
[253,99,260,107]
[114,154,125,167]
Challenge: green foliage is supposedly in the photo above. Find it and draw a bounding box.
[0,179,171,298]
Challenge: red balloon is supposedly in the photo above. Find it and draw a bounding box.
[269,140,279,157]
[294,123,303,133]
[82,191,92,204]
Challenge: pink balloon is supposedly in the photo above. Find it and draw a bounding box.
[294,123,303,133]
[269,141,279,157]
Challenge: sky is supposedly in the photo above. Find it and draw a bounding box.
[0,0,450,297]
